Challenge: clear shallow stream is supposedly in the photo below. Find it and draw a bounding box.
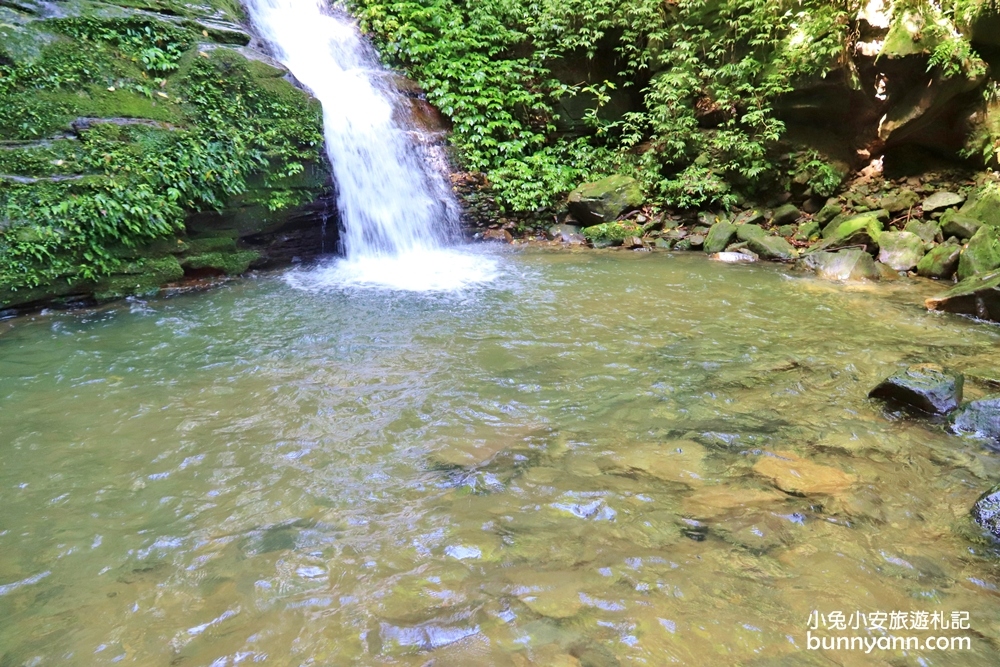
[2,251,1000,666]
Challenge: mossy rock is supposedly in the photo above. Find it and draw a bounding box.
[567,175,643,226]
[916,244,961,279]
[940,211,982,240]
[181,249,259,275]
[926,270,1000,321]
[957,225,1000,280]
[746,234,798,261]
[959,182,1000,227]
[703,221,737,253]
[877,231,925,271]
[581,220,642,246]
[736,223,766,241]
[818,211,885,251]
[0,4,330,309]
[903,218,939,243]
[93,255,184,301]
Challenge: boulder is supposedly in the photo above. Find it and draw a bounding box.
[952,397,1000,442]
[922,191,965,213]
[877,231,926,271]
[972,485,1000,540]
[746,235,798,261]
[940,211,982,240]
[819,212,885,251]
[793,219,821,241]
[814,203,843,225]
[916,244,961,279]
[802,248,880,281]
[697,211,727,227]
[482,228,513,243]
[548,223,583,242]
[753,451,854,496]
[703,221,738,254]
[710,251,757,263]
[959,183,1000,227]
[957,225,1000,280]
[868,364,964,414]
[567,175,643,226]
[736,223,766,242]
[733,209,765,225]
[903,219,940,243]
[926,271,1000,321]
[771,203,800,226]
[880,189,920,214]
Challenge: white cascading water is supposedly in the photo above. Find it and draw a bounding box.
[245,0,497,291]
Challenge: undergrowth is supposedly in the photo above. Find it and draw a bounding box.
[0,14,323,291]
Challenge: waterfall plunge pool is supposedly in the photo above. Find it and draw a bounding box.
[2,250,1000,665]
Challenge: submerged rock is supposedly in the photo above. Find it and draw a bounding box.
[746,234,798,261]
[567,175,643,226]
[710,251,757,263]
[877,231,926,271]
[922,191,965,213]
[703,221,738,253]
[868,364,964,414]
[802,248,879,281]
[952,397,1000,442]
[916,244,961,279]
[972,485,1000,539]
[926,271,1000,320]
[753,451,853,496]
[957,225,1000,280]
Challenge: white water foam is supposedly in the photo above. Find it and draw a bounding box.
[245,0,498,291]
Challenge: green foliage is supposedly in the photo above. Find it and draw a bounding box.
[348,0,856,212]
[796,150,845,198]
[0,28,323,291]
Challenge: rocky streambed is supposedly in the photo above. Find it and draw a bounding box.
[477,170,1000,328]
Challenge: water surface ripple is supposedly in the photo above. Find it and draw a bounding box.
[1,252,1000,665]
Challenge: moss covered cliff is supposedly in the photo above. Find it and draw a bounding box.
[0,0,331,310]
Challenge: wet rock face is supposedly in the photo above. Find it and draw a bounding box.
[746,234,798,261]
[566,175,643,226]
[703,221,737,254]
[802,248,879,281]
[868,364,964,415]
[877,231,925,271]
[819,211,885,251]
[972,485,1000,539]
[926,271,1000,321]
[952,396,1000,442]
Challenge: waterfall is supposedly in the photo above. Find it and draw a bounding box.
[245,0,497,291]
